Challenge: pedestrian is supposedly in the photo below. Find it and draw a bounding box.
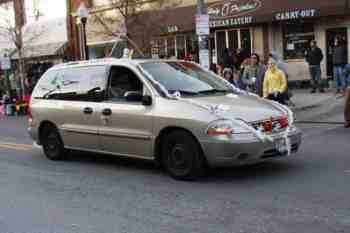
[269,51,294,105]
[241,53,266,97]
[332,38,347,94]
[223,67,234,83]
[233,48,243,70]
[305,40,325,93]
[344,64,350,89]
[269,52,288,77]
[345,87,350,128]
[223,68,245,89]
[223,48,234,70]
[263,58,287,104]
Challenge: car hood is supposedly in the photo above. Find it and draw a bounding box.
[186,94,284,122]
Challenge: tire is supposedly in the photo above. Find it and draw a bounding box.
[161,130,206,181]
[41,125,67,161]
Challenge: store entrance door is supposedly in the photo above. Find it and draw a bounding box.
[326,28,348,78]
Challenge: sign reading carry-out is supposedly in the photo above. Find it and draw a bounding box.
[275,9,320,21]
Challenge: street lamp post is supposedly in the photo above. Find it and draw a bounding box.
[77,3,89,60]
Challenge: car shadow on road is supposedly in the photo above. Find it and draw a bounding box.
[66,151,303,183]
[66,150,164,175]
[201,160,304,183]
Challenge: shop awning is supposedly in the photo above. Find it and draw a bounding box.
[208,0,348,28]
[12,42,68,59]
[128,5,197,37]
[129,0,349,33]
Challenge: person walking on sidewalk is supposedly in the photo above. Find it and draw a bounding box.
[345,87,350,128]
[241,53,266,97]
[332,38,346,94]
[306,40,324,93]
[223,48,234,70]
[263,59,287,104]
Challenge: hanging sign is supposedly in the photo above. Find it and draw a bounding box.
[196,14,210,35]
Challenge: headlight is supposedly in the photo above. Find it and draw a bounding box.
[206,119,251,136]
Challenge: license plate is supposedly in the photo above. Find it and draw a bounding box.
[275,138,288,155]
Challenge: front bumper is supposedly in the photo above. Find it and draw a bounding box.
[28,119,40,144]
[200,127,302,167]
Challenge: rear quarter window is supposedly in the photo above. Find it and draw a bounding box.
[32,69,63,98]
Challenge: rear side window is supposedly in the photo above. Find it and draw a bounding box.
[33,66,107,101]
[32,69,63,98]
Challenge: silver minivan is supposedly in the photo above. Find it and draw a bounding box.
[28,58,302,180]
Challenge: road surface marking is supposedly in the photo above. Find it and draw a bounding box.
[0,141,33,151]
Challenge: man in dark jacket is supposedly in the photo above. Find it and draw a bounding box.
[345,87,350,128]
[306,40,324,93]
[332,38,346,94]
[223,48,233,69]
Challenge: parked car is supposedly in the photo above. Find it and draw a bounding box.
[28,58,302,180]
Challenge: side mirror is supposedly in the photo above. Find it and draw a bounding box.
[88,87,104,102]
[125,91,143,102]
[142,95,152,106]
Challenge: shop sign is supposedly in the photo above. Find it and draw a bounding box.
[208,0,261,20]
[275,9,320,21]
[209,16,253,28]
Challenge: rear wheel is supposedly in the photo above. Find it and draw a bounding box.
[41,125,67,160]
[161,130,206,181]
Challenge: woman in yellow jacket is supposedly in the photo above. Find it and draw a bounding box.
[263,59,287,104]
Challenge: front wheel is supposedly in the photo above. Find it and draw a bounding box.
[41,125,67,161]
[161,130,206,181]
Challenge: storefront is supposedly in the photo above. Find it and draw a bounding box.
[129,0,349,81]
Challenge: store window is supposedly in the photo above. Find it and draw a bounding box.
[151,34,199,61]
[283,22,315,60]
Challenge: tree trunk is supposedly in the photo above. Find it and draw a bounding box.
[18,49,26,98]
[4,70,12,97]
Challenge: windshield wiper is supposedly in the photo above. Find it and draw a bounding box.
[43,85,61,99]
[168,90,199,96]
[198,89,231,95]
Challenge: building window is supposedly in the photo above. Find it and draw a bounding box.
[151,33,198,60]
[283,21,315,60]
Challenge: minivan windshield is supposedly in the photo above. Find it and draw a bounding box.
[139,61,235,96]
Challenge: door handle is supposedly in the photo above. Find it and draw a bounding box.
[102,108,112,116]
[83,107,93,114]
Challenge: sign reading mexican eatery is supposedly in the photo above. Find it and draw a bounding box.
[208,0,261,20]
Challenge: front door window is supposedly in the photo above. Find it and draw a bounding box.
[108,66,143,102]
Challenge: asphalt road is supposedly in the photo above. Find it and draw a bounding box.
[0,106,349,233]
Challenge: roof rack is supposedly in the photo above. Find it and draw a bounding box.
[55,57,122,68]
